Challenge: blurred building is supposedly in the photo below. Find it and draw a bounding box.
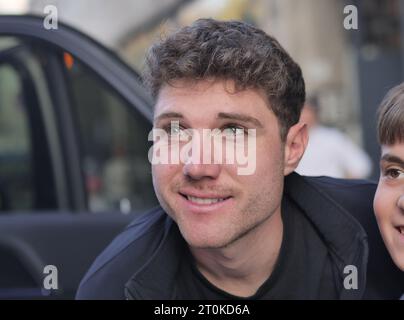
[353,0,403,180]
[28,0,192,46]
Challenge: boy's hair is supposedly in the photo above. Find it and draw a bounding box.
[143,18,305,141]
[377,83,404,145]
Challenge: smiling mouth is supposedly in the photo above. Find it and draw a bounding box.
[179,193,232,205]
[396,226,404,235]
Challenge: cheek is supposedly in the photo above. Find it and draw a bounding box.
[373,183,394,223]
[236,144,284,192]
[256,140,284,171]
[152,164,181,189]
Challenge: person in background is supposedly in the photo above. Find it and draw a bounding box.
[373,83,404,299]
[296,96,372,179]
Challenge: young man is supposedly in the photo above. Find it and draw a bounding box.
[76,19,403,299]
[374,83,404,298]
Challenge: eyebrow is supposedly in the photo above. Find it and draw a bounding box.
[217,112,263,128]
[154,112,183,123]
[153,111,264,128]
[380,154,404,167]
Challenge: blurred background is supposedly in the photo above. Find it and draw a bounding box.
[0,0,402,299]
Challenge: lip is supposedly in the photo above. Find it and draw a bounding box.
[395,225,404,235]
[179,189,232,199]
[394,225,404,244]
[178,191,233,214]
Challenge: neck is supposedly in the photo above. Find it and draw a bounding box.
[189,208,283,297]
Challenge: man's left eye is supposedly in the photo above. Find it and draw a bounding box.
[222,126,245,136]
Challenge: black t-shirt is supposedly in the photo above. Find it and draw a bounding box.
[174,194,339,299]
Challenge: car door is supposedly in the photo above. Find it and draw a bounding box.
[0,15,157,299]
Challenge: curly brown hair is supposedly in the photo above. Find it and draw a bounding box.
[143,18,305,140]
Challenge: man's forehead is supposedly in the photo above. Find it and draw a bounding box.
[154,80,272,120]
[157,78,268,99]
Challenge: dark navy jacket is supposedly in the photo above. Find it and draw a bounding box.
[76,172,404,299]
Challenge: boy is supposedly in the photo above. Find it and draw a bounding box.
[374,83,404,299]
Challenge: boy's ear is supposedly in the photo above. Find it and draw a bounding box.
[283,122,308,176]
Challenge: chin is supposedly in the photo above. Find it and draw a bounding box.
[391,254,404,271]
[178,227,235,249]
[182,233,230,249]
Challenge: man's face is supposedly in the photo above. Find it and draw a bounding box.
[151,79,287,249]
[374,142,404,271]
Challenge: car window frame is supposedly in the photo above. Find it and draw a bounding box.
[0,15,154,213]
[0,43,62,211]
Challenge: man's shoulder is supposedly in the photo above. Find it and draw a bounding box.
[292,174,376,219]
[75,206,168,299]
[301,175,377,235]
[303,174,376,192]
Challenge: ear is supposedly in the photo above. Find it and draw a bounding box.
[283,122,308,176]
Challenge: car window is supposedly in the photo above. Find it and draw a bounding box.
[62,53,157,213]
[0,33,157,214]
[0,37,58,212]
[0,56,32,211]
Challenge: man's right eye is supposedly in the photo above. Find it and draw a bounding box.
[162,122,192,141]
[170,124,182,135]
[161,122,182,135]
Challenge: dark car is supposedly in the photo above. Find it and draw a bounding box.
[0,15,157,299]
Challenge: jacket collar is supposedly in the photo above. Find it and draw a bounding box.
[284,172,368,299]
[125,172,368,299]
[124,217,185,299]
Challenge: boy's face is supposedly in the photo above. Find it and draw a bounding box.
[374,142,404,271]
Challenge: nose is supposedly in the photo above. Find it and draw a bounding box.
[183,162,221,180]
[398,194,404,212]
[182,129,222,180]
